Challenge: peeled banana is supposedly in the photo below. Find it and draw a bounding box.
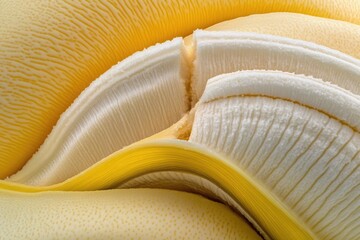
[2,0,360,178]
[7,38,189,185]
[1,1,360,239]
[190,70,360,239]
[185,12,360,59]
[3,30,360,238]
[191,30,360,103]
[7,31,360,188]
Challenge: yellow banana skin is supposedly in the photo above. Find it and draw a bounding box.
[2,0,360,178]
[0,139,314,240]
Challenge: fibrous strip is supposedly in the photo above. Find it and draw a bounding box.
[8,38,189,186]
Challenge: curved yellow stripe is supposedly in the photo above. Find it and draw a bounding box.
[0,139,314,239]
[2,0,360,178]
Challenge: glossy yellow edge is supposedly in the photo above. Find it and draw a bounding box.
[0,139,315,240]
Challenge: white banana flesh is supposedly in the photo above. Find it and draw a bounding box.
[8,39,189,186]
[191,31,360,104]
[190,70,360,240]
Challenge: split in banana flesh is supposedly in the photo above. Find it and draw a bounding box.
[7,39,189,186]
[0,188,261,239]
[3,0,360,177]
[8,31,360,187]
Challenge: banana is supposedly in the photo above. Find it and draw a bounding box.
[2,0,360,178]
[0,140,314,240]
[7,38,189,186]
[190,30,360,104]
[190,70,360,239]
[117,71,360,239]
[7,31,360,187]
[2,70,359,238]
[184,12,360,60]
[2,2,360,238]
[0,188,261,239]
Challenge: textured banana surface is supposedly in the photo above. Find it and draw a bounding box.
[0,140,314,240]
[0,188,261,239]
[184,12,360,60]
[190,70,360,239]
[8,38,189,185]
[2,2,360,239]
[7,31,360,188]
[2,0,360,178]
[3,69,359,239]
[191,31,360,103]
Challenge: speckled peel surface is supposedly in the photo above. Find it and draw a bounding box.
[1,1,360,239]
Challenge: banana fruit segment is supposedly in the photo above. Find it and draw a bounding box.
[0,188,261,239]
[8,38,188,186]
[191,31,360,103]
[190,71,360,239]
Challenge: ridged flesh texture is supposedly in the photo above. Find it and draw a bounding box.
[189,70,360,240]
[191,31,360,104]
[2,31,359,238]
[2,0,360,179]
[7,38,188,186]
[8,30,360,186]
[0,188,261,239]
[1,11,360,238]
